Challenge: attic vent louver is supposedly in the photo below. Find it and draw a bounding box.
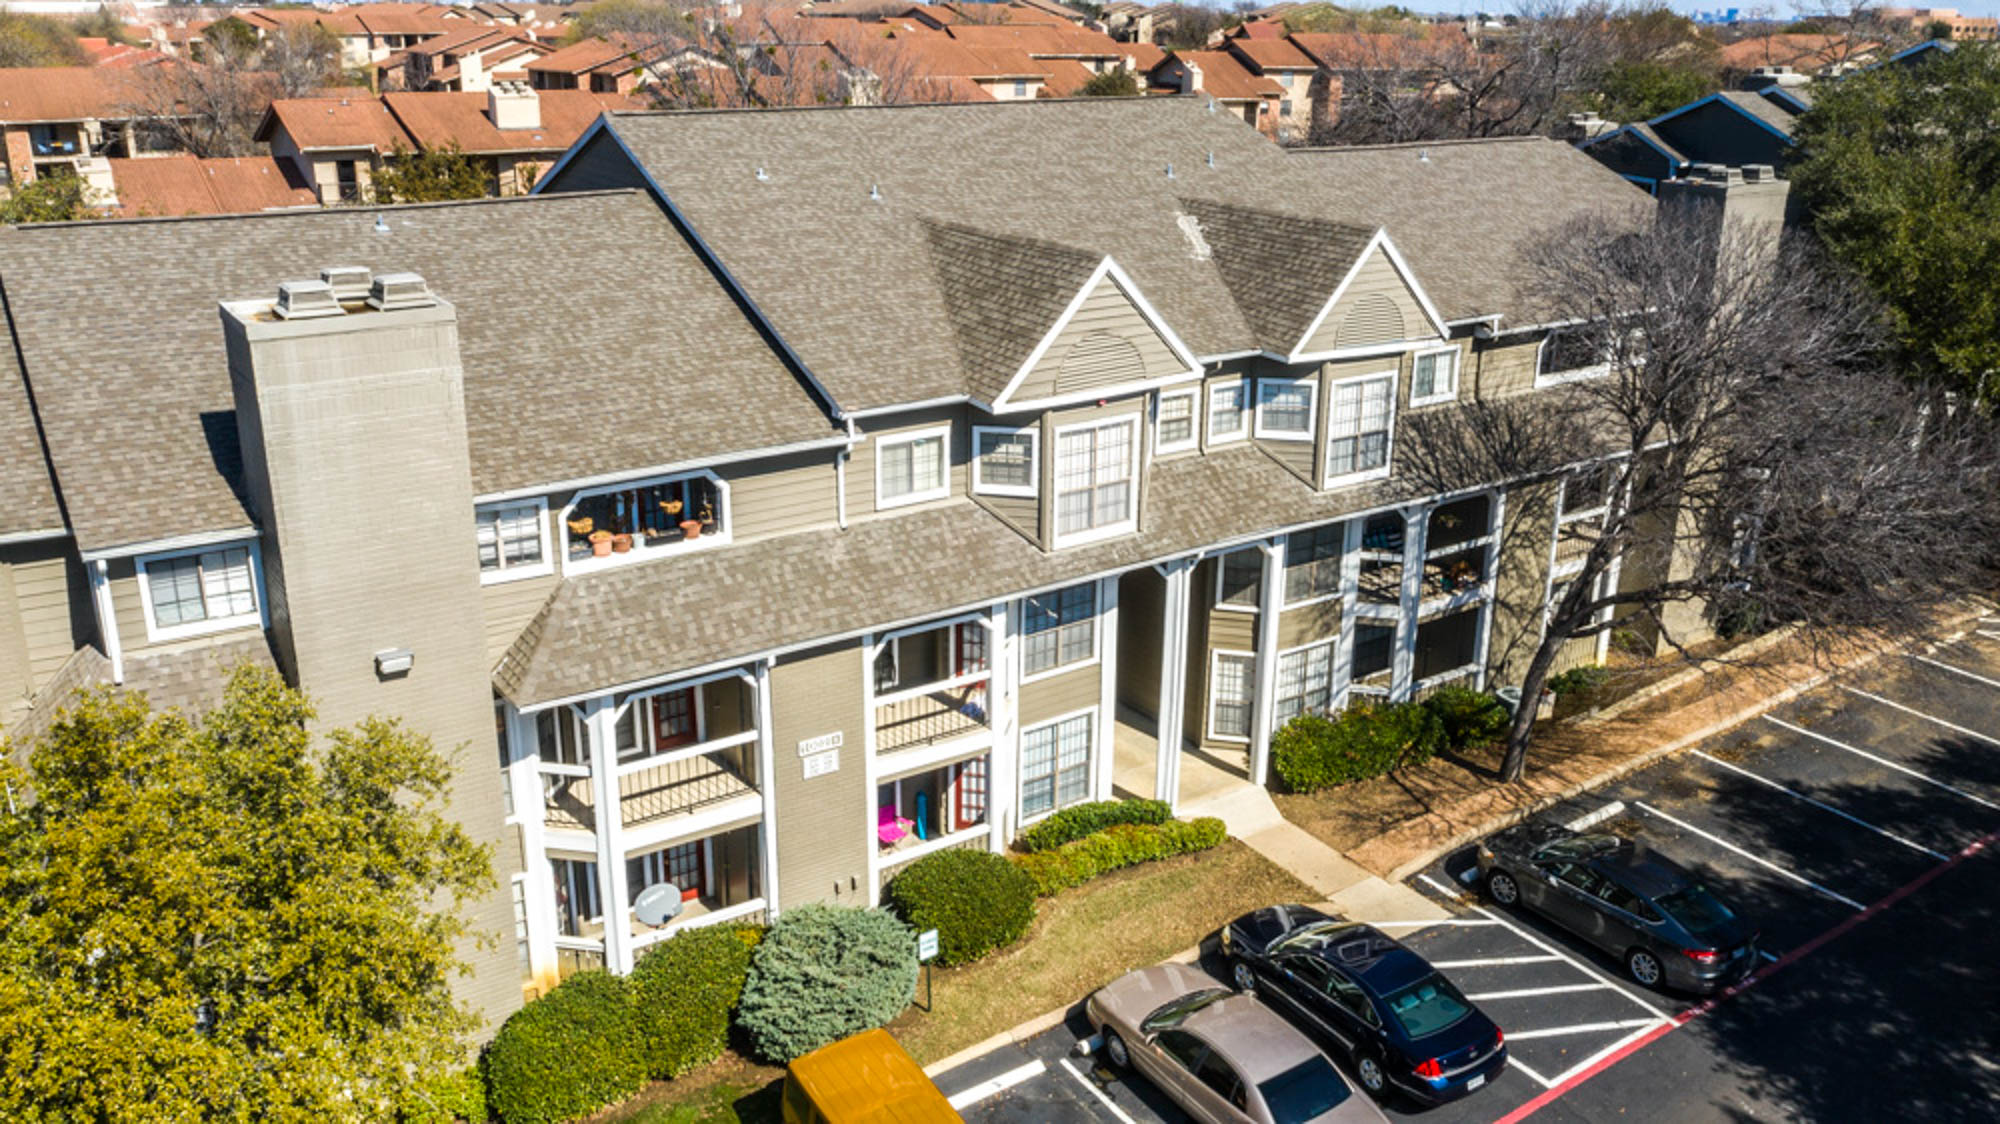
[320,265,371,302]
[274,279,344,320]
[367,272,436,311]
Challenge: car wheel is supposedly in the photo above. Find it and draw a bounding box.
[1486,870,1520,906]
[1354,1051,1389,1099]
[1230,958,1257,993]
[1101,1028,1130,1070]
[1626,948,1664,988]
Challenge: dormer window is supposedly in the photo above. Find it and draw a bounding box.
[475,499,551,583]
[1052,417,1137,546]
[877,426,951,509]
[1536,328,1612,385]
[561,471,728,570]
[1410,347,1459,406]
[1154,388,1199,454]
[137,542,262,642]
[972,426,1038,498]
[1325,372,1395,485]
[1254,378,1315,441]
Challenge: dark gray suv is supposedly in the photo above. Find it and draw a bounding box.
[1475,824,1758,993]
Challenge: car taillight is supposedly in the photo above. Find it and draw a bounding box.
[1683,947,1722,964]
[1495,1028,1505,1046]
[1414,1058,1444,1080]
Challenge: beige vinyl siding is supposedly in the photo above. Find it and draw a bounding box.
[1196,563,1259,752]
[767,639,873,909]
[979,490,1041,545]
[1012,273,1188,403]
[1299,248,1429,354]
[107,557,151,652]
[1468,336,1543,399]
[970,407,1043,545]
[1252,363,1318,486]
[1020,662,1100,727]
[1199,359,1254,453]
[723,450,838,543]
[481,571,556,667]
[0,541,86,712]
[847,407,968,523]
[1277,598,1340,650]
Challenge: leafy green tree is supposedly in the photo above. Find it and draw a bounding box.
[372,144,493,203]
[0,174,94,224]
[1924,18,1953,40]
[1078,67,1140,97]
[0,11,85,66]
[1790,46,2000,402]
[0,666,492,1121]
[1595,58,1717,120]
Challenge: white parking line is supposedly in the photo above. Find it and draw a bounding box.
[1766,715,2000,811]
[1503,1018,1661,1041]
[1630,801,1865,910]
[1545,1020,1672,1087]
[1466,983,1612,1001]
[1507,1056,1556,1089]
[1370,919,1499,928]
[1470,906,1673,1021]
[1910,653,2000,693]
[1430,955,1565,969]
[1839,686,2000,747]
[1058,1058,1139,1124]
[1418,872,1466,900]
[946,1060,1047,1110]
[1691,750,1951,860]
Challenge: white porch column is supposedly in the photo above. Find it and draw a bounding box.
[583,695,634,974]
[1392,504,1431,699]
[861,634,882,906]
[1094,575,1120,802]
[987,602,1016,852]
[507,705,560,992]
[1332,519,1365,708]
[1248,535,1287,786]
[754,660,781,922]
[1153,558,1196,809]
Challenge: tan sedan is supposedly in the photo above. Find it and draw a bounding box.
[1084,962,1390,1124]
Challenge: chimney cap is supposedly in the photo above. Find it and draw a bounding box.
[320,265,371,302]
[367,271,437,312]
[274,279,344,320]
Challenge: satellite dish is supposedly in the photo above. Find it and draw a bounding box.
[633,883,685,928]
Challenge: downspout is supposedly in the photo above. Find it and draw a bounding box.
[90,558,123,684]
[835,416,855,531]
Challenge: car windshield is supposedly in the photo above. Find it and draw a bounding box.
[1654,883,1738,941]
[1382,974,1473,1038]
[1140,987,1232,1033]
[1269,920,1346,956]
[1531,833,1620,863]
[1256,1057,1352,1123]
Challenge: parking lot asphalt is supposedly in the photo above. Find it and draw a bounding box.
[934,622,2000,1123]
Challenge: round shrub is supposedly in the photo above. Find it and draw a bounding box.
[396,1067,486,1124]
[884,848,1036,966]
[1272,702,1446,793]
[1018,798,1172,852]
[737,904,917,1063]
[1421,684,1511,751]
[628,924,755,1080]
[484,970,644,1124]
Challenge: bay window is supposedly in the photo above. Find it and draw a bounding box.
[1209,381,1248,442]
[1154,388,1198,454]
[972,426,1037,497]
[1411,347,1458,405]
[1054,418,1136,543]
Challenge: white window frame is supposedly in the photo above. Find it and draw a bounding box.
[1050,416,1139,548]
[135,539,266,644]
[1207,380,1249,444]
[1206,649,1256,743]
[970,425,1039,498]
[1214,546,1263,614]
[875,425,953,510]
[1534,330,1612,387]
[1254,376,1317,441]
[1019,582,1100,684]
[1153,387,1200,455]
[1017,706,1097,824]
[557,468,733,575]
[475,497,553,585]
[1408,345,1460,407]
[1323,370,1397,488]
[1272,639,1335,726]
[1282,523,1345,608]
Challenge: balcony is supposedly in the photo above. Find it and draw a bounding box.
[542,738,758,835]
[874,672,992,753]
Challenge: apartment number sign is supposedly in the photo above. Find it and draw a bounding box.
[799,731,843,779]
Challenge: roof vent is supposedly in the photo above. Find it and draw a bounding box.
[1165,161,1175,179]
[869,183,881,202]
[373,213,390,233]
[1205,149,1214,168]
[320,265,372,302]
[367,272,436,311]
[755,165,769,181]
[273,279,344,320]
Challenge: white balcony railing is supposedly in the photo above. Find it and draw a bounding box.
[873,671,992,754]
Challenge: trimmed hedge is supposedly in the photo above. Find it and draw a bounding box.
[1018,798,1172,853]
[1011,817,1226,897]
[883,848,1037,966]
[1272,701,1446,793]
[628,925,755,1080]
[1423,684,1511,751]
[484,970,645,1124]
[738,904,917,1063]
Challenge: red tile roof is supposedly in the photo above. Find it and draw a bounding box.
[1717,33,1880,70]
[1227,35,1316,71]
[943,23,1127,59]
[383,89,641,153]
[525,36,635,75]
[108,154,317,218]
[259,96,413,152]
[1162,50,1282,101]
[0,67,150,124]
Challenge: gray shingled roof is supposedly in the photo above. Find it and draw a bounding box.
[1714,91,1800,138]
[4,633,274,750]
[0,336,60,539]
[1179,197,1375,352]
[924,221,1104,405]
[0,190,836,553]
[1288,137,1651,326]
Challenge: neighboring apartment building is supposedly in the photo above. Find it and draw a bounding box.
[0,99,1743,1032]
[1579,89,1804,190]
[0,67,183,192]
[386,25,555,93]
[1148,50,1283,134]
[103,154,318,218]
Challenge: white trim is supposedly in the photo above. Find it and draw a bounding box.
[1152,386,1200,456]
[971,424,1040,499]
[134,539,267,645]
[1206,648,1256,744]
[1321,369,1398,490]
[619,792,765,856]
[1206,379,1249,444]
[1287,229,1450,362]
[873,424,954,510]
[846,395,971,419]
[1253,375,1317,441]
[475,496,554,585]
[877,822,998,875]
[629,896,769,951]
[469,433,849,506]
[991,369,1203,416]
[1248,536,1284,785]
[80,525,259,565]
[0,526,66,546]
[89,558,123,684]
[1095,575,1118,802]
[1532,332,1611,388]
[988,256,1202,413]
[878,737,994,783]
[1016,705,1099,825]
[557,468,733,576]
[1048,415,1140,549]
[1018,581,1102,686]
[1213,545,1263,614]
[1407,345,1460,407]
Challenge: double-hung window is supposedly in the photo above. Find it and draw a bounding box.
[1154,389,1198,454]
[1208,381,1248,442]
[877,427,951,508]
[1023,582,1096,677]
[1209,652,1254,740]
[1021,711,1093,817]
[1326,373,1394,482]
[1284,524,1343,604]
[1410,347,1458,405]
[1273,642,1334,724]
[1255,377,1315,440]
[1352,622,1396,683]
[972,426,1037,497]
[476,500,548,581]
[1217,548,1261,609]
[140,544,259,639]
[1054,418,1135,543]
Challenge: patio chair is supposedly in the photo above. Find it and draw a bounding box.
[877,803,914,846]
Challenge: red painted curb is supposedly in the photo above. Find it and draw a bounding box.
[1491,828,1999,1124]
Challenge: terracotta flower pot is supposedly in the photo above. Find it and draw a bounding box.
[680,519,702,540]
[611,533,633,553]
[680,886,701,902]
[592,539,612,557]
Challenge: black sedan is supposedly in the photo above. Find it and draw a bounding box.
[1221,906,1507,1107]
[1476,823,1758,993]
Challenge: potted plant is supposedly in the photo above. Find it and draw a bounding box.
[567,515,594,537]
[679,516,702,540]
[611,532,634,553]
[659,498,683,517]
[589,529,614,557]
[697,499,716,532]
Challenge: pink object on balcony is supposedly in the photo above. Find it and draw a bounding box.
[877,804,912,845]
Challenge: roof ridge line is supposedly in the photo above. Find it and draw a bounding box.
[0,188,646,232]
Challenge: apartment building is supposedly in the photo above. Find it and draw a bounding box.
[0,99,1716,1032]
